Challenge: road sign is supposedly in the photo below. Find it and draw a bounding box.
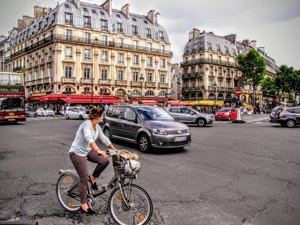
[235,88,242,96]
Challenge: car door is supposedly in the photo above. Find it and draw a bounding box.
[169,108,183,121]
[180,108,191,123]
[231,108,237,119]
[120,107,140,140]
[109,106,125,137]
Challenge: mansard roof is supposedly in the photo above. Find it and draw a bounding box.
[12,0,169,46]
[184,31,237,56]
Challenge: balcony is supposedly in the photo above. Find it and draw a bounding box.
[8,34,172,61]
[181,57,237,68]
[115,80,128,86]
[131,81,142,87]
[81,78,94,84]
[43,77,53,83]
[62,77,76,83]
[145,82,156,88]
[219,87,226,92]
[226,88,234,93]
[159,83,169,89]
[99,79,111,85]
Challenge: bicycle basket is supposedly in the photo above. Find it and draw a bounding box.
[117,159,141,176]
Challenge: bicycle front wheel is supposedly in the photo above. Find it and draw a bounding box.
[56,174,81,213]
[108,184,153,225]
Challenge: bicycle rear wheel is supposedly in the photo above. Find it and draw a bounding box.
[108,184,153,225]
[56,174,81,213]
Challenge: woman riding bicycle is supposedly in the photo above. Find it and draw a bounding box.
[69,107,116,214]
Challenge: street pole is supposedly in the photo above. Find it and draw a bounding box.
[233,88,245,123]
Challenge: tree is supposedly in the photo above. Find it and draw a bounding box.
[236,48,266,108]
[291,69,300,105]
[274,65,294,101]
[261,77,276,97]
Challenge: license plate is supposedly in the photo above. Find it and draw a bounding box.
[8,119,16,121]
[9,113,14,116]
[174,136,187,142]
[218,116,222,118]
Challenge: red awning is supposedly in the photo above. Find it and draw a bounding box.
[167,100,185,106]
[39,94,67,102]
[141,100,157,105]
[59,96,122,104]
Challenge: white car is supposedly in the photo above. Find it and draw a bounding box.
[65,106,88,120]
[36,108,55,117]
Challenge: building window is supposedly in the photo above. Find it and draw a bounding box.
[66,86,72,93]
[101,51,108,61]
[83,68,90,78]
[146,28,151,38]
[66,47,72,58]
[132,72,139,81]
[117,37,124,47]
[133,55,139,65]
[117,70,124,80]
[207,42,212,50]
[147,42,152,51]
[102,35,108,45]
[160,58,166,68]
[66,29,72,40]
[101,19,108,29]
[145,90,154,96]
[160,74,166,83]
[65,13,73,24]
[118,53,124,63]
[160,45,165,53]
[65,66,72,78]
[101,69,108,79]
[83,16,91,27]
[133,40,138,50]
[84,49,91,60]
[47,67,51,77]
[147,73,152,82]
[147,57,152,66]
[132,25,138,35]
[84,32,91,43]
[158,31,164,40]
[117,23,123,32]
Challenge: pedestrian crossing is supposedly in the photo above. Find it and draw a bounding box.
[26,116,65,121]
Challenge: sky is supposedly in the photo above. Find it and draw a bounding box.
[1,0,300,69]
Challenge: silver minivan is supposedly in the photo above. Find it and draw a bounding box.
[65,106,88,120]
[103,105,191,152]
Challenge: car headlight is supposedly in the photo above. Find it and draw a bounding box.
[152,129,168,135]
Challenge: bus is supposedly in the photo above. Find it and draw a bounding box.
[0,72,26,123]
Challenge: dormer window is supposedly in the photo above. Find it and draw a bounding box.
[116,14,121,18]
[100,11,105,15]
[132,17,137,22]
[144,20,148,24]
[117,23,123,32]
[64,4,70,9]
[207,42,212,50]
[83,7,88,12]
[65,13,73,24]
[132,25,138,35]
[158,31,164,40]
[83,16,91,27]
[146,28,151,38]
[92,9,97,14]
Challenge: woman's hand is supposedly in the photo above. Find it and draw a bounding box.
[97,149,107,158]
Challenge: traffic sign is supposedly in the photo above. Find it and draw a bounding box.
[235,88,242,96]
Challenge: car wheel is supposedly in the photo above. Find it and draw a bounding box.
[228,116,231,121]
[138,134,151,153]
[286,119,295,128]
[104,128,112,141]
[197,118,206,127]
[79,115,83,120]
[66,114,70,120]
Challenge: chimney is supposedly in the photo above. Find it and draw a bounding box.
[147,10,159,24]
[102,0,112,15]
[18,15,34,31]
[121,4,129,18]
[224,34,236,44]
[34,6,49,20]
[249,40,257,49]
[18,19,23,31]
[73,0,80,8]
[192,28,200,39]
[242,39,250,46]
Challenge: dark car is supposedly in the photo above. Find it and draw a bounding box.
[25,107,37,117]
[276,106,300,128]
[166,106,213,127]
[103,105,191,152]
[270,106,286,122]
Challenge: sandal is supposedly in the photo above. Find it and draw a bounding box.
[89,176,98,191]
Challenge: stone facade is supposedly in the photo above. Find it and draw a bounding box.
[1,0,172,99]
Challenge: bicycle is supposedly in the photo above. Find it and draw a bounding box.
[56,149,153,225]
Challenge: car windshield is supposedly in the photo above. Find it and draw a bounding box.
[135,107,174,121]
[77,107,86,112]
[219,108,230,112]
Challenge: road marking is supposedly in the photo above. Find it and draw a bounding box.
[246,116,270,123]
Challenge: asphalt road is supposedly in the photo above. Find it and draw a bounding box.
[0,117,299,225]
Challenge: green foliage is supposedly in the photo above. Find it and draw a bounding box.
[261,77,276,96]
[236,48,266,87]
[275,65,295,96]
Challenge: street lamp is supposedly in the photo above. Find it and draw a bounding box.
[213,81,217,113]
[140,74,144,104]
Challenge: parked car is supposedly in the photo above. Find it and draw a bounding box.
[270,106,283,122]
[36,108,55,117]
[276,106,300,127]
[166,106,213,127]
[103,105,191,152]
[25,107,37,117]
[65,106,88,120]
[215,108,237,121]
